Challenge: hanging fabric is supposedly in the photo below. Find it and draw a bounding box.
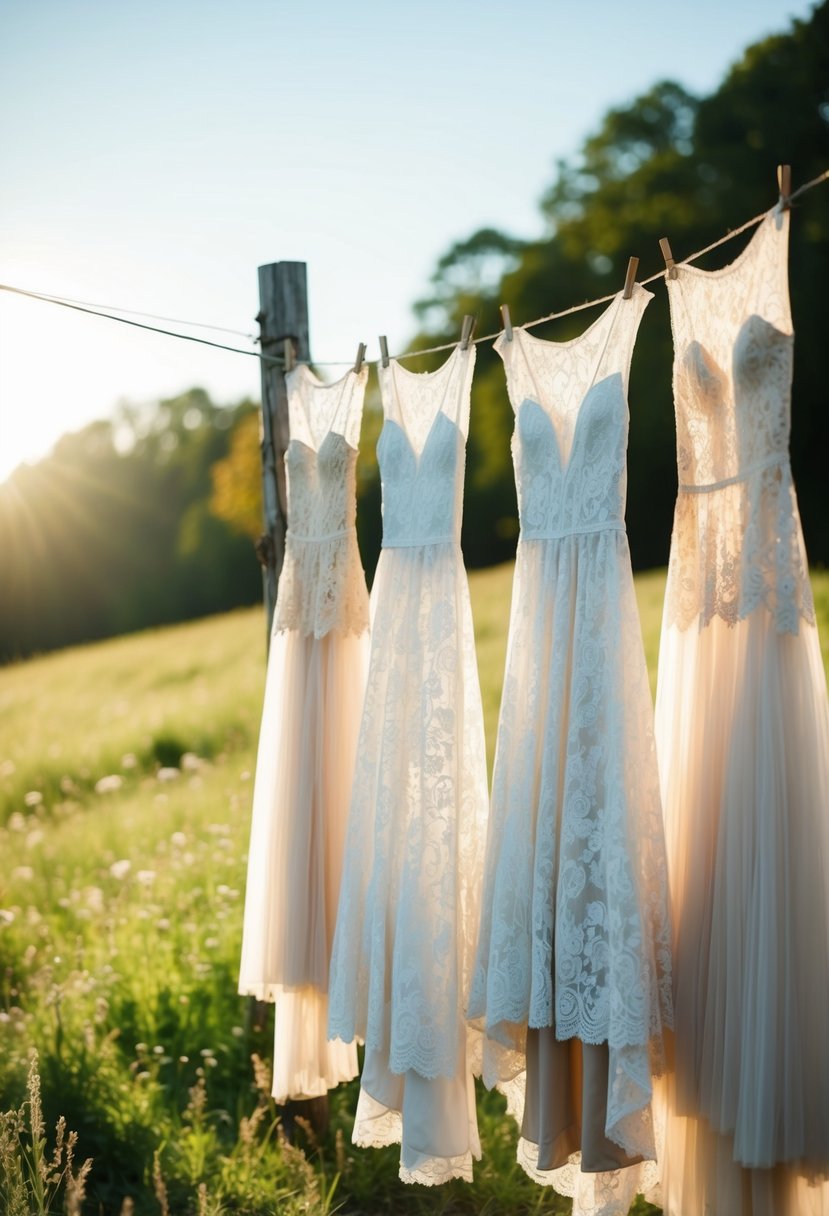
[328,341,489,1185]
[655,203,829,1216]
[238,362,369,1103]
[468,284,673,1216]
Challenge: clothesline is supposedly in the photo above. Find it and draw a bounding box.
[1,167,827,373]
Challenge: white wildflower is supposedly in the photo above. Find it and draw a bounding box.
[121,753,138,769]
[157,767,179,782]
[170,831,187,848]
[12,866,33,881]
[136,870,156,887]
[95,774,123,794]
[8,812,25,832]
[109,859,131,880]
[23,791,43,807]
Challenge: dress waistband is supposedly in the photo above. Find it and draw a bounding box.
[287,525,356,543]
[679,452,789,495]
[521,519,625,542]
[381,533,458,550]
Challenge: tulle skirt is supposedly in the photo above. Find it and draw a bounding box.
[468,532,672,1214]
[328,541,489,1185]
[655,602,829,1215]
[238,626,368,1101]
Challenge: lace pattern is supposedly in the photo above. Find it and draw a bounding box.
[328,345,488,1182]
[274,367,370,638]
[664,207,814,634]
[469,289,672,1205]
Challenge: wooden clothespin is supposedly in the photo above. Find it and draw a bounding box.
[283,337,295,373]
[622,257,639,300]
[777,163,792,210]
[500,304,513,341]
[460,315,475,351]
[659,237,677,280]
[379,335,390,368]
[354,342,366,374]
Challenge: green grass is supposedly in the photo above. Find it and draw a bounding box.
[1,566,827,1214]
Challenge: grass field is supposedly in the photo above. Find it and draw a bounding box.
[1,564,828,1215]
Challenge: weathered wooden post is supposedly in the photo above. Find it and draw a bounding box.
[254,262,329,1138]
[255,261,310,634]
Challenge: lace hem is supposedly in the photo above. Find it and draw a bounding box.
[274,531,369,637]
[516,1137,661,1215]
[352,1085,478,1186]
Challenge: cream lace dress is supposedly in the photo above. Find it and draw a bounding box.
[468,286,673,1216]
[655,205,829,1216]
[238,365,369,1103]
[328,344,489,1185]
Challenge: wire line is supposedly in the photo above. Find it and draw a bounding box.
[0,283,282,366]
[1,167,826,371]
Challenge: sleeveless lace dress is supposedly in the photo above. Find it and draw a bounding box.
[238,364,369,1103]
[655,205,829,1216]
[468,286,673,1216]
[328,344,489,1185]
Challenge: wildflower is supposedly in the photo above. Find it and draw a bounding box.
[95,774,123,794]
[8,812,26,831]
[26,829,44,848]
[12,865,33,881]
[0,759,16,776]
[157,767,179,782]
[121,753,138,769]
[136,870,156,887]
[109,860,131,880]
[24,790,43,807]
[85,887,104,912]
[180,753,203,771]
[0,909,15,924]
[170,831,187,848]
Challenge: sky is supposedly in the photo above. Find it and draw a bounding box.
[0,0,817,482]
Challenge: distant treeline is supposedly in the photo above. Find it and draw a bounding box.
[0,391,263,662]
[2,4,828,661]
[394,1,829,575]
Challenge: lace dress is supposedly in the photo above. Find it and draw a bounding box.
[328,344,489,1185]
[655,205,829,1216]
[238,364,369,1103]
[468,287,673,1216]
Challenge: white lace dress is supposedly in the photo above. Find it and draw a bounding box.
[655,206,829,1216]
[468,287,673,1216]
[238,365,369,1103]
[328,344,489,1185]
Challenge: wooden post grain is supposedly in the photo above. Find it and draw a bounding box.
[254,263,329,1138]
[256,261,310,639]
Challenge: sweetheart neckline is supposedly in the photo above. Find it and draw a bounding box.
[378,410,460,467]
[288,433,359,457]
[515,375,625,475]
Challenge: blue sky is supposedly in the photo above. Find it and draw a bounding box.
[0,0,817,480]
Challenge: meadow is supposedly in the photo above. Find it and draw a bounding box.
[2,564,828,1215]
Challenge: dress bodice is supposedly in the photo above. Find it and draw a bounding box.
[664,207,814,633]
[496,286,651,540]
[377,345,475,548]
[275,365,370,637]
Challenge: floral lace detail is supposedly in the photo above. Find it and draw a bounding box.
[664,207,815,634]
[274,366,370,638]
[469,289,672,1207]
[328,345,488,1181]
[352,1087,478,1185]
